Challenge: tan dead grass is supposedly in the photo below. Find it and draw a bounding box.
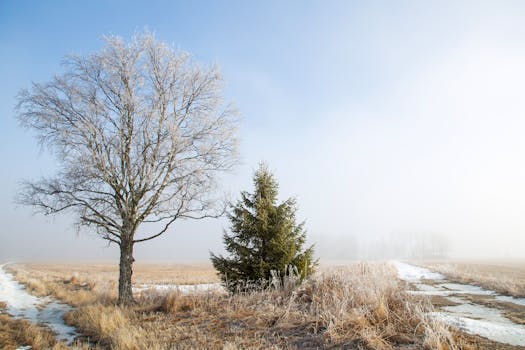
[64,304,164,350]
[296,264,458,349]
[0,312,58,350]
[5,264,116,307]
[0,276,96,349]
[7,262,463,349]
[0,312,95,350]
[423,262,525,297]
[16,262,219,285]
[148,263,457,349]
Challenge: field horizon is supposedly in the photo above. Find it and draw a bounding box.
[2,259,525,349]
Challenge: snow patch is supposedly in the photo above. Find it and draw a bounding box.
[431,312,525,346]
[495,295,525,307]
[0,264,77,344]
[393,261,525,346]
[392,261,445,282]
[409,282,495,297]
[439,282,494,295]
[133,282,224,294]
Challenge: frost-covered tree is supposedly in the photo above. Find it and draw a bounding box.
[16,33,239,305]
[211,164,316,292]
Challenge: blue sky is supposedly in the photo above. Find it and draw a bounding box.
[2,1,525,261]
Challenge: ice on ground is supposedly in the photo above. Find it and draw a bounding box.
[439,283,494,295]
[409,281,495,296]
[413,283,441,292]
[408,290,474,296]
[133,282,224,294]
[393,261,524,303]
[431,312,525,346]
[392,261,445,282]
[442,302,512,324]
[446,296,466,304]
[393,261,525,346]
[495,295,525,307]
[0,264,77,344]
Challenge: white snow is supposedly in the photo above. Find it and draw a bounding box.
[442,302,512,324]
[408,290,484,296]
[432,312,525,346]
[394,261,525,306]
[495,295,525,307]
[133,282,224,294]
[392,261,525,346]
[392,261,445,282]
[408,282,495,297]
[0,264,77,344]
[439,282,494,295]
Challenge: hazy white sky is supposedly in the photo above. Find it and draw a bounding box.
[2,1,525,261]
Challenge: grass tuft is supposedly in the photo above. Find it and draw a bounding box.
[5,262,465,349]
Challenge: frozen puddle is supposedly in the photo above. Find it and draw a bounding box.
[392,261,446,282]
[0,264,77,344]
[432,311,525,346]
[393,261,525,347]
[133,282,224,294]
[407,282,496,297]
[496,295,525,307]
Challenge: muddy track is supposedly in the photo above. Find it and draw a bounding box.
[393,261,525,347]
[0,264,77,344]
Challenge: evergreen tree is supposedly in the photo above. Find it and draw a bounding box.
[211,163,316,292]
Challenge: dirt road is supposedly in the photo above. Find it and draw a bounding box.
[394,261,525,347]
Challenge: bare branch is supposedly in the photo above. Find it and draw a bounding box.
[16,32,239,248]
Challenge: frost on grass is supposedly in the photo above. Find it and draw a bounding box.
[63,263,459,349]
[133,282,224,295]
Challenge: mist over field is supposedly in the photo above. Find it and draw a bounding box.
[2,1,525,262]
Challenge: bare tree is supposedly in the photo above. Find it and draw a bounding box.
[16,33,239,305]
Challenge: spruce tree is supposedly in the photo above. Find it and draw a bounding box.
[211,163,316,292]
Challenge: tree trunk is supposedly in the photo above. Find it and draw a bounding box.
[118,238,135,305]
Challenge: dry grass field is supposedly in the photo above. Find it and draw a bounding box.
[19,262,220,285]
[0,299,93,350]
[0,313,67,350]
[0,262,470,350]
[422,261,525,297]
